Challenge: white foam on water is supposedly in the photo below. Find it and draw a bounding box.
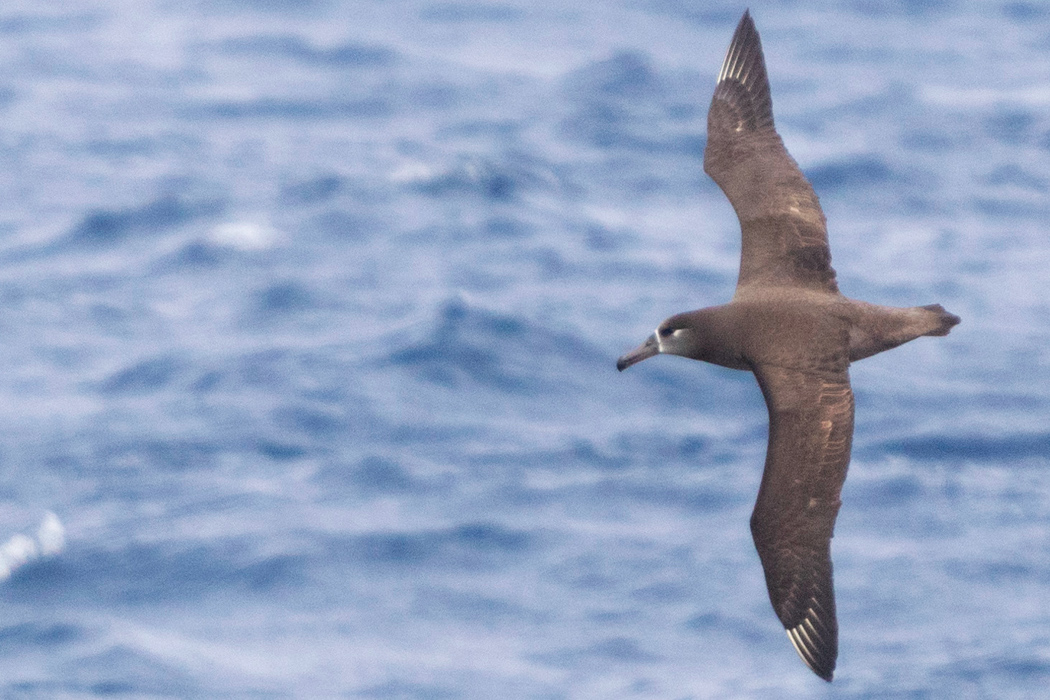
[209,221,282,251]
[0,512,65,581]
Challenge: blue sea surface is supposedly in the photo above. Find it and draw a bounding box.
[0,0,1046,697]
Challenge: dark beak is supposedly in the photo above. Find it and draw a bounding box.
[616,334,659,371]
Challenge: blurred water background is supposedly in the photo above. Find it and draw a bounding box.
[0,0,1046,697]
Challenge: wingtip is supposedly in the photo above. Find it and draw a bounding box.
[712,7,773,132]
[786,628,835,681]
[735,10,756,45]
[735,8,756,38]
[784,606,837,682]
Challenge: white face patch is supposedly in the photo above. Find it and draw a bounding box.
[656,327,686,352]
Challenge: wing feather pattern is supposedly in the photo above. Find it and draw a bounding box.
[749,364,855,682]
[704,12,838,295]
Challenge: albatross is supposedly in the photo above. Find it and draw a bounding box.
[616,10,959,681]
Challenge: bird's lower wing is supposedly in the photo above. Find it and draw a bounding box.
[749,364,855,681]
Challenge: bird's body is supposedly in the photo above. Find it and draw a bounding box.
[616,11,959,681]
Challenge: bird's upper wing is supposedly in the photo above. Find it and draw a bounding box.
[749,363,855,682]
[703,11,839,296]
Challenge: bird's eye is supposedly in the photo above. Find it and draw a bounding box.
[659,327,674,338]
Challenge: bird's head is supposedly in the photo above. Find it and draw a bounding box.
[616,315,697,371]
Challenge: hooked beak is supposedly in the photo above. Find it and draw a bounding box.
[616,333,659,371]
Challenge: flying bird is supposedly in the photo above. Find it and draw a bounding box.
[616,10,959,681]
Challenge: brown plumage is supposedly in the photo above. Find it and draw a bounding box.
[616,10,960,681]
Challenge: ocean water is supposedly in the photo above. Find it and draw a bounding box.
[0,0,1046,697]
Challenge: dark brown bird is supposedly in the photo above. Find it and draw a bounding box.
[617,10,959,681]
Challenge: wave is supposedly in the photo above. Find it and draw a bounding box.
[0,513,65,581]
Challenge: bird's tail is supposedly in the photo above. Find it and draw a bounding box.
[918,304,961,336]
